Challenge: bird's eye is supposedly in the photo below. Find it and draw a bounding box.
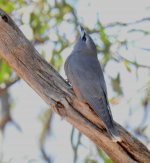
[82,33,86,41]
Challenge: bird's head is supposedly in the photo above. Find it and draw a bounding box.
[73,26,97,55]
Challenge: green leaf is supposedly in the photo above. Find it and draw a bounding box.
[111,74,123,95]
[98,21,111,51]
[85,158,98,163]
[0,0,14,13]
[97,148,113,163]
[124,60,131,72]
[50,50,63,71]
[0,61,11,83]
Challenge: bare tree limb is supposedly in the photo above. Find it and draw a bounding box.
[0,9,150,163]
[0,76,20,96]
[39,109,53,163]
[0,90,11,130]
[112,53,150,69]
[0,86,21,131]
[104,17,150,28]
[71,127,82,163]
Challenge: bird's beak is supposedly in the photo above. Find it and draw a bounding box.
[78,25,86,39]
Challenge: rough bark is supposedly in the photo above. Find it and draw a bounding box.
[0,9,150,163]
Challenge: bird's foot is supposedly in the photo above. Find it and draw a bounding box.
[65,79,72,89]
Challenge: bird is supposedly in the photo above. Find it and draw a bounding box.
[64,26,121,142]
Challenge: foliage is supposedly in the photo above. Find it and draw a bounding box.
[97,148,113,163]
[0,60,11,84]
[0,0,150,163]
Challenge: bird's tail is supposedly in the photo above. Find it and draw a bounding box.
[87,97,122,142]
[106,125,122,142]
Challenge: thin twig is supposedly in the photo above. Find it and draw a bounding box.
[0,76,20,96]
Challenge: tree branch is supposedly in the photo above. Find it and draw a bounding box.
[104,17,150,28]
[0,9,150,163]
[0,76,20,96]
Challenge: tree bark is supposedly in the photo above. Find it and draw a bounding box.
[0,9,150,163]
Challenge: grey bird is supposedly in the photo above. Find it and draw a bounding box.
[64,26,121,142]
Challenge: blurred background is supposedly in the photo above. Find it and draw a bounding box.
[0,0,150,163]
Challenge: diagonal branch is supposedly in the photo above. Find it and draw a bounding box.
[0,9,150,163]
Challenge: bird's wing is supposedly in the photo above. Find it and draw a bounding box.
[65,55,113,123]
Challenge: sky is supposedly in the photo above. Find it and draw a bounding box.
[1,0,150,163]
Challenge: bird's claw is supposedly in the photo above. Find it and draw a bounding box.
[65,79,72,88]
